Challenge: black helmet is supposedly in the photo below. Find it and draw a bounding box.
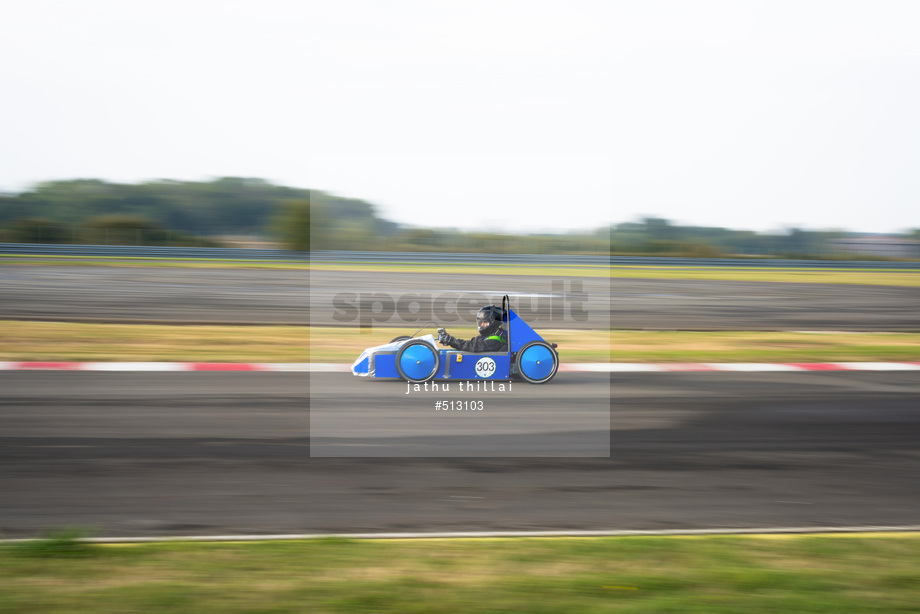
[476,305,504,335]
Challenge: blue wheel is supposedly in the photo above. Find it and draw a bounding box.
[517,341,558,384]
[395,340,440,383]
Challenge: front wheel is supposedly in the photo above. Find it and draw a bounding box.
[516,341,558,384]
[395,340,440,383]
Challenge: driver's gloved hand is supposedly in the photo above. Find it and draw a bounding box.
[437,328,453,345]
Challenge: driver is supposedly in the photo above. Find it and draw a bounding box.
[438,304,507,352]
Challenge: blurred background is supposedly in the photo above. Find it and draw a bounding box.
[3,1,920,254]
[2,177,917,258]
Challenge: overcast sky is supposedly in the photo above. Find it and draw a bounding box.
[2,1,919,233]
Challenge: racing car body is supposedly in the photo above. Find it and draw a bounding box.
[351,295,559,384]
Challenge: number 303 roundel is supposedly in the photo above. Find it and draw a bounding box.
[474,357,496,378]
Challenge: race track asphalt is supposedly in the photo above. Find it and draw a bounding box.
[2,265,919,329]
[2,371,919,538]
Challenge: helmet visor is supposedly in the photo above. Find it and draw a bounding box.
[477,307,500,331]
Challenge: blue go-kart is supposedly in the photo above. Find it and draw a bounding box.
[351,295,559,384]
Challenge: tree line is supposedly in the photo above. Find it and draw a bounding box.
[1,178,917,257]
[0,177,609,253]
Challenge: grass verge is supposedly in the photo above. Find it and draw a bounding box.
[314,262,920,286]
[0,254,309,270]
[2,534,919,613]
[605,266,920,286]
[3,254,920,285]
[1,321,919,363]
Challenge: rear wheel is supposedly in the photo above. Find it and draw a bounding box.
[516,341,558,384]
[395,340,440,383]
